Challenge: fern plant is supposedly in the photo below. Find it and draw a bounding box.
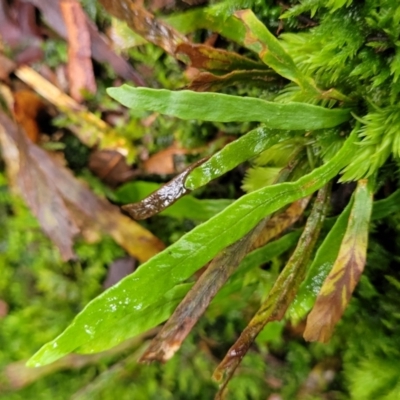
[27,0,400,397]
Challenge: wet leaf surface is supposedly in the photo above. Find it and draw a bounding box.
[122,158,207,220]
[116,181,233,221]
[213,185,330,397]
[139,155,300,363]
[27,131,357,367]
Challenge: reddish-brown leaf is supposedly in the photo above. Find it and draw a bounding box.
[187,70,278,92]
[0,0,43,64]
[23,0,145,85]
[88,150,137,186]
[303,180,373,343]
[142,144,189,175]
[13,90,47,143]
[60,0,96,102]
[99,0,187,56]
[177,43,265,72]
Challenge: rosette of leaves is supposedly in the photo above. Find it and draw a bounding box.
[27,0,400,397]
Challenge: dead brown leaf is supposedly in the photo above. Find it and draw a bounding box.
[0,0,43,64]
[177,43,265,72]
[0,111,164,261]
[143,144,189,175]
[187,70,278,92]
[103,256,136,289]
[22,0,145,85]
[250,196,311,251]
[13,90,47,143]
[60,0,97,102]
[99,0,187,55]
[89,150,137,186]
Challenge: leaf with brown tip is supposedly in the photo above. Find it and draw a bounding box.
[122,158,208,220]
[303,179,373,343]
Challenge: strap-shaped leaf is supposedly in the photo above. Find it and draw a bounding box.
[303,179,373,342]
[186,127,293,189]
[115,181,233,221]
[288,199,353,323]
[107,86,350,130]
[27,130,357,367]
[234,10,317,92]
[213,185,330,393]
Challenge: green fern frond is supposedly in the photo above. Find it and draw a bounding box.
[281,0,324,19]
[281,11,364,86]
[326,0,353,12]
[341,106,400,181]
[390,48,400,83]
[346,355,400,400]
[254,140,305,167]
[208,0,261,18]
[241,166,281,192]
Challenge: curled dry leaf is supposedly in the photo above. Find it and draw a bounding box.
[0,111,164,261]
[60,0,97,102]
[303,180,373,343]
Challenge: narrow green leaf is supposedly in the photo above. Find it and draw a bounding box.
[107,86,350,130]
[186,127,293,190]
[234,10,317,93]
[372,188,400,220]
[288,198,353,323]
[213,185,330,392]
[28,130,357,367]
